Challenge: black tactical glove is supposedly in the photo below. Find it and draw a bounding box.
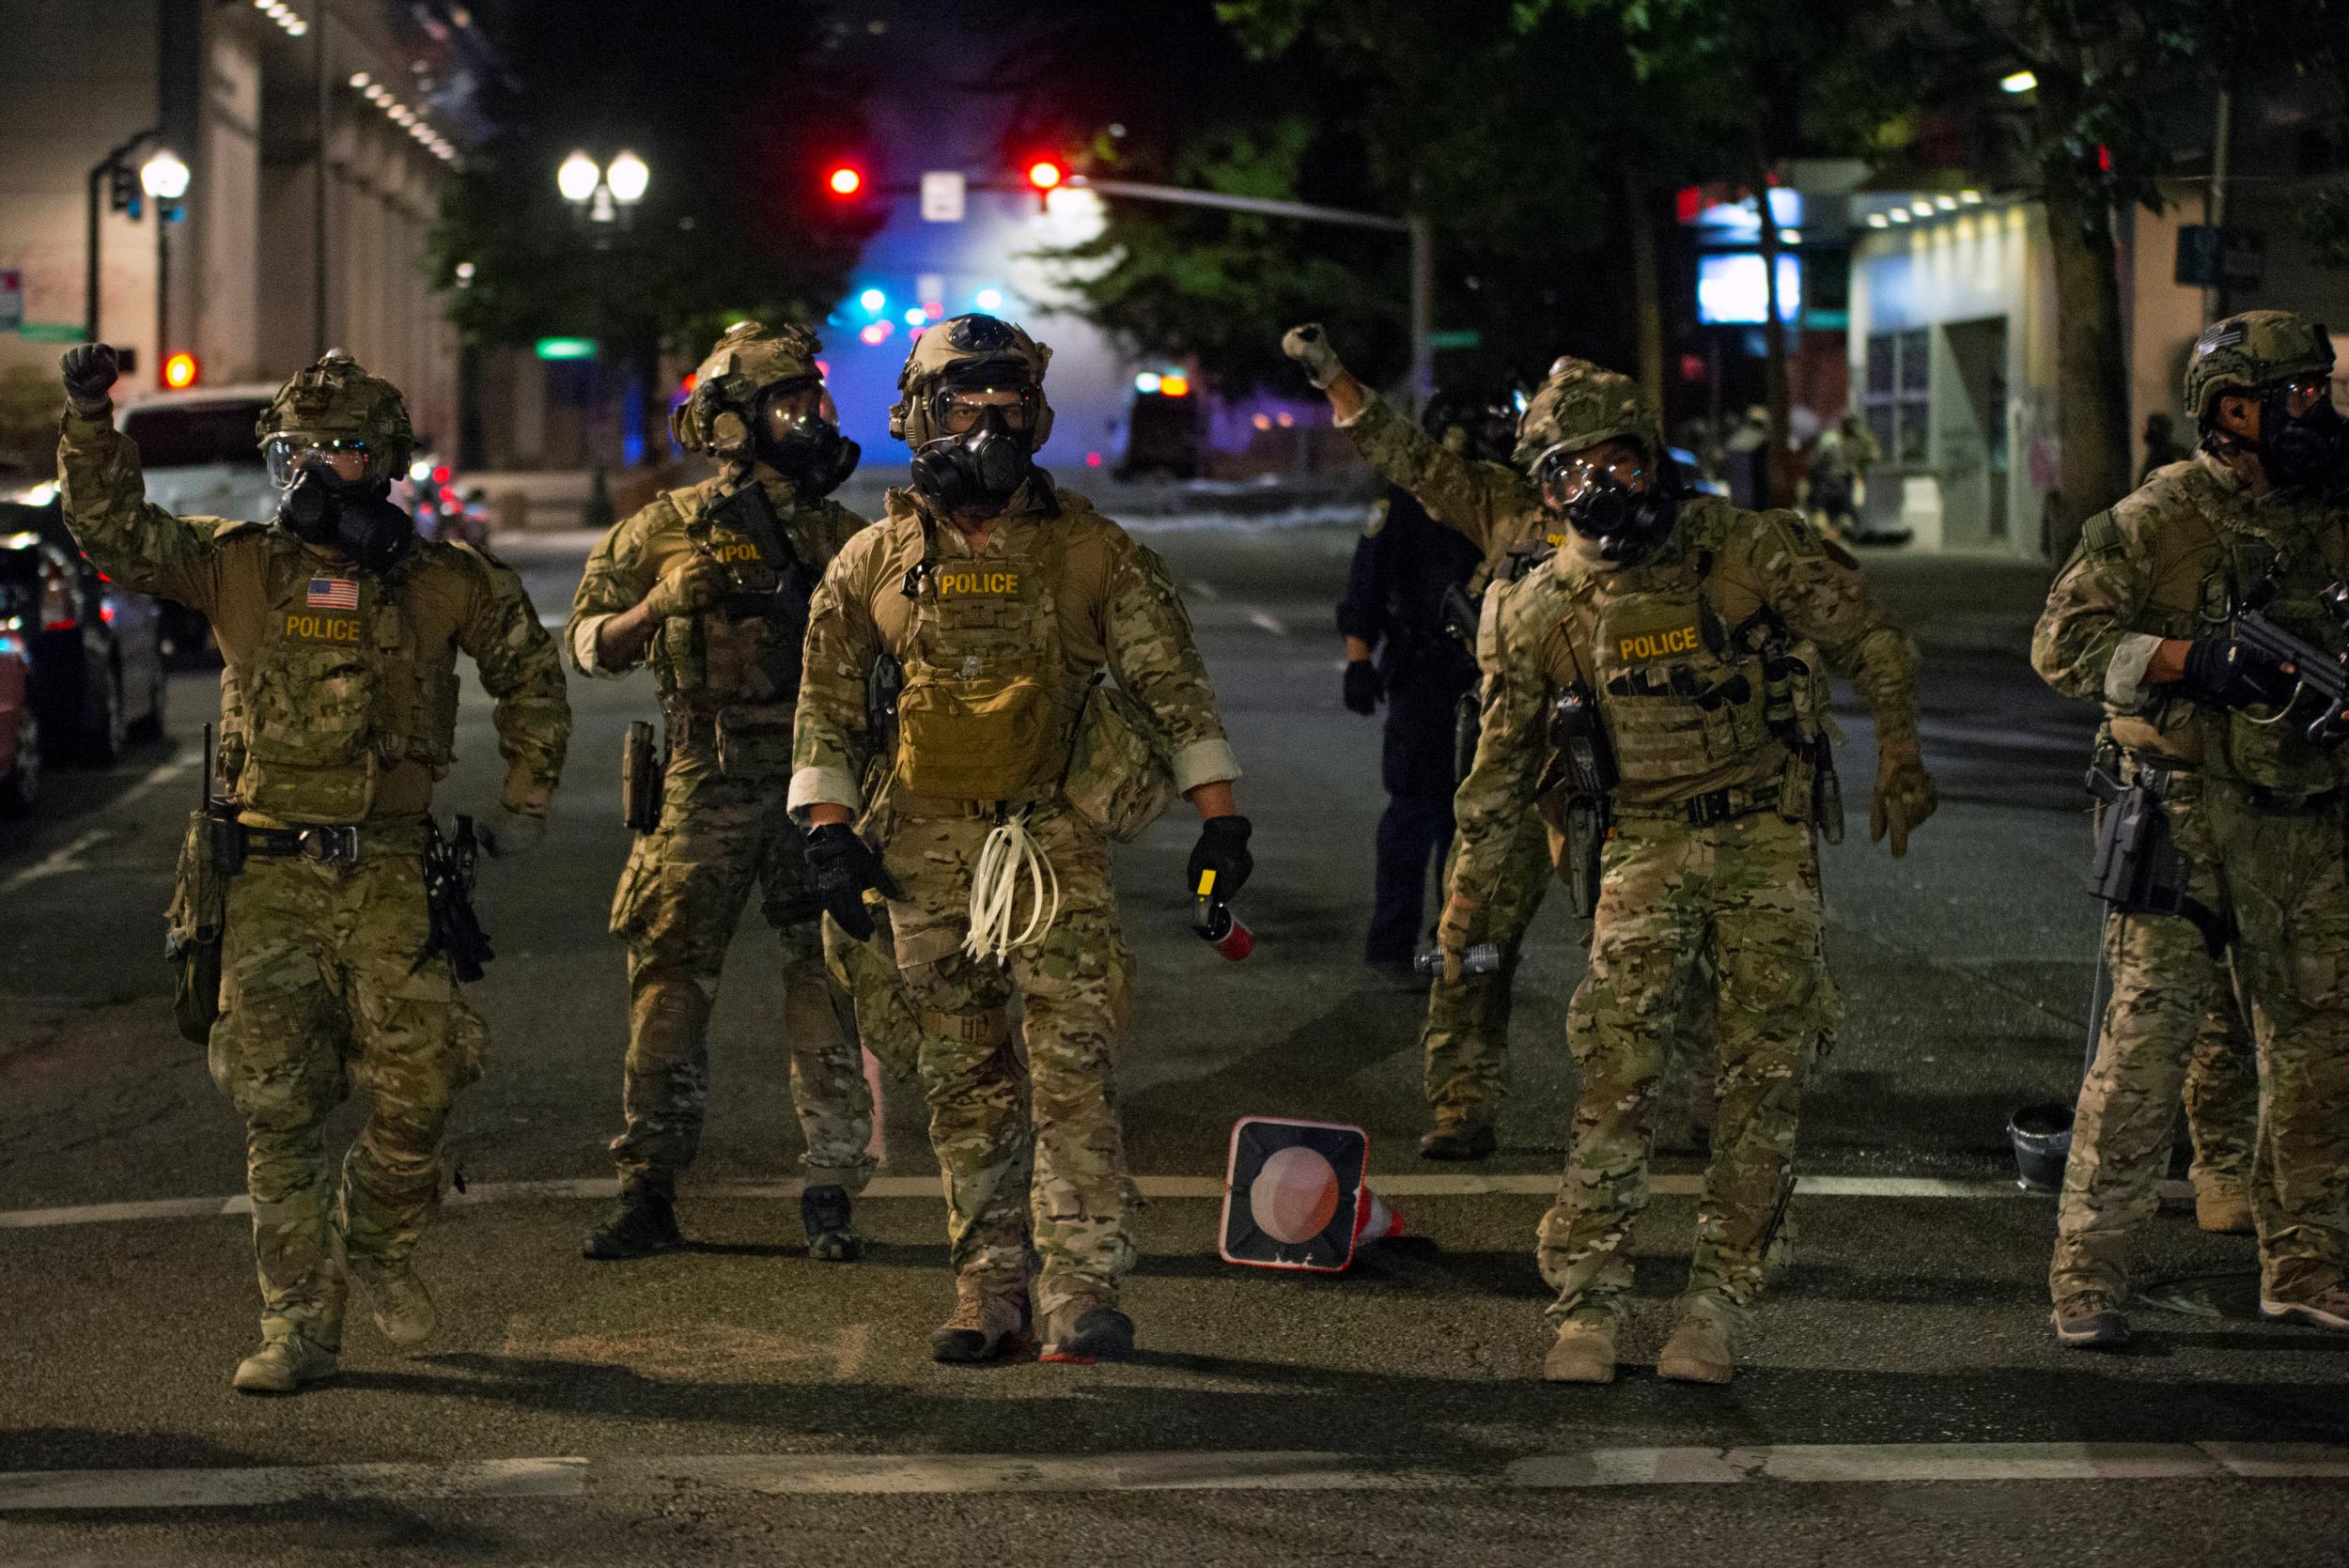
[804,822,903,941]
[1342,659,1381,715]
[1186,815,1253,904]
[2179,635,2297,711]
[60,343,119,415]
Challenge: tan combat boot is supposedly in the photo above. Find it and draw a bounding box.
[2194,1179,2255,1236]
[352,1258,439,1348]
[1418,1109,1497,1162]
[1541,1318,1618,1384]
[232,1331,339,1394]
[1657,1300,1738,1385]
[930,1277,1032,1364]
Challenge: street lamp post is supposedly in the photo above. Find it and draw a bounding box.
[84,127,162,344]
[143,149,191,390]
[558,148,647,235]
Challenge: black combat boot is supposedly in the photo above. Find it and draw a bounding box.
[582,1182,683,1260]
[801,1184,864,1262]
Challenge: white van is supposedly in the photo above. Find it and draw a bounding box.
[110,382,285,525]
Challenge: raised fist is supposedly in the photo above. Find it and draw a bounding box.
[60,343,119,414]
[1280,323,1346,390]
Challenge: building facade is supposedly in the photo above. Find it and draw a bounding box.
[0,0,479,449]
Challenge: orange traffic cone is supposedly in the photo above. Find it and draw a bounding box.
[1219,1115,1402,1273]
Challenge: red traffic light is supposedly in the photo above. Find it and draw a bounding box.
[163,352,198,390]
[1026,159,1064,191]
[827,165,863,197]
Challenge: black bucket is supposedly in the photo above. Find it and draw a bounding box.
[2008,1101,2076,1193]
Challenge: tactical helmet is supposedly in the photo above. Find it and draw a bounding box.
[890,313,1054,450]
[1512,356,1664,473]
[2184,310,2336,424]
[256,349,413,484]
[671,320,826,459]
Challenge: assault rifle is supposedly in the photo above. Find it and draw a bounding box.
[2231,582,2349,746]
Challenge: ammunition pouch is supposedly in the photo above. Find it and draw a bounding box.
[1064,676,1174,842]
[165,803,241,1046]
[622,720,663,833]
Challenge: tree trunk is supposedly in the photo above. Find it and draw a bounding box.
[2037,112,2133,561]
[1754,172,1795,507]
[1624,170,1665,413]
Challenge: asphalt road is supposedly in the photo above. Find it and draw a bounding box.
[2,517,2344,1565]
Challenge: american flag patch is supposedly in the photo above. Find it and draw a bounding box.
[307,577,359,611]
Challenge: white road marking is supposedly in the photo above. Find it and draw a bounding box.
[0,828,110,893]
[1188,579,1221,600]
[0,757,194,893]
[116,755,196,807]
[6,1443,2342,1511]
[0,1172,2186,1233]
[1246,610,1288,637]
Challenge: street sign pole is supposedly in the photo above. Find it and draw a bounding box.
[1072,177,1434,411]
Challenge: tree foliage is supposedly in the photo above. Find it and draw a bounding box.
[428,1,879,364]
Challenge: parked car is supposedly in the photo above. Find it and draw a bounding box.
[0,499,165,763]
[0,615,38,816]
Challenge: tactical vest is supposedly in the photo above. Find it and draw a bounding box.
[888,520,1070,804]
[2101,475,2349,794]
[1563,545,1776,787]
[646,483,815,717]
[234,548,459,822]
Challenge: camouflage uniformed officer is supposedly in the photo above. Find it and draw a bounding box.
[1286,328,1723,1161]
[792,315,1245,1366]
[567,322,908,1263]
[1431,354,1933,1385]
[2034,309,2349,1346]
[56,343,569,1394]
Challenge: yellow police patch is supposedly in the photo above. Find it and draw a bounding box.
[710,539,763,567]
[283,612,361,644]
[1614,622,1702,661]
[938,568,1020,596]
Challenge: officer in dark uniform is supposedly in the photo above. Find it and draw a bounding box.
[1338,390,1517,978]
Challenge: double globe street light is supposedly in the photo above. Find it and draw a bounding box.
[558,148,648,228]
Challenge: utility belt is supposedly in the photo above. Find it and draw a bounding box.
[232,818,427,867]
[1615,782,1781,828]
[2119,754,2346,816]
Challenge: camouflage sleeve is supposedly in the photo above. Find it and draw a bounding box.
[1448,581,1553,898]
[1337,389,1536,557]
[1749,508,1924,755]
[2031,509,2161,711]
[457,552,572,815]
[54,409,226,611]
[565,504,661,676]
[1105,536,1239,793]
[788,541,881,819]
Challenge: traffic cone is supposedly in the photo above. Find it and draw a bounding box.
[1218,1115,1402,1273]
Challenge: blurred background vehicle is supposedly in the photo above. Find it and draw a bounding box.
[0,499,164,765]
[0,612,38,817]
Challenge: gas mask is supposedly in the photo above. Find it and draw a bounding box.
[1535,442,1679,563]
[267,436,415,573]
[753,381,860,498]
[2258,380,2349,496]
[910,385,1041,514]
